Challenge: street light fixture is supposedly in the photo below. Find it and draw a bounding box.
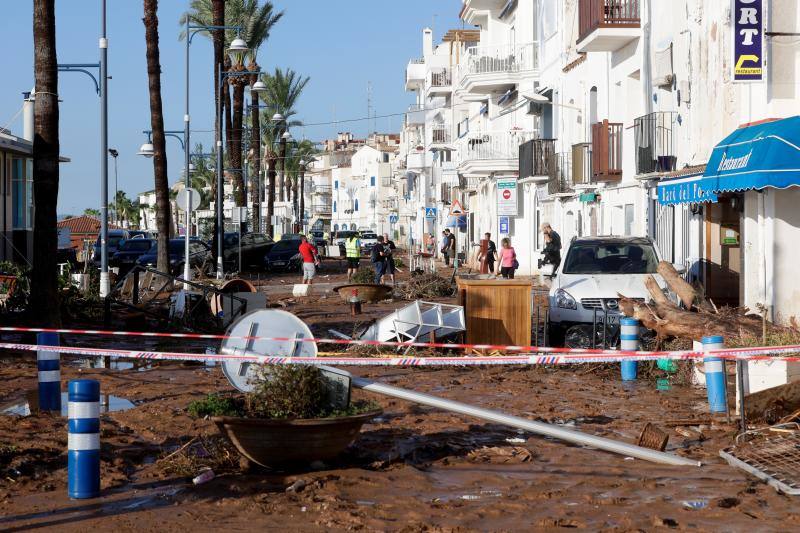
[137,142,155,157]
[251,79,267,94]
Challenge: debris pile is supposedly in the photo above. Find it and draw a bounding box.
[398,273,454,300]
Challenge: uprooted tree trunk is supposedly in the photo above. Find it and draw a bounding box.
[619,261,793,343]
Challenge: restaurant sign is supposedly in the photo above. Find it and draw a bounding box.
[732,0,764,82]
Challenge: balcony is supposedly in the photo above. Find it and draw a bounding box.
[571,143,593,185]
[430,123,452,146]
[312,199,332,216]
[459,42,539,94]
[519,138,556,179]
[313,184,331,195]
[591,120,623,182]
[405,58,426,91]
[634,111,677,175]
[406,104,426,126]
[550,152,575,194]
[457,131,537,178]
[430,69,452,95]
[577,0,641,53]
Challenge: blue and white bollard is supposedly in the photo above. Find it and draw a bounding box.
[619,317,639,381]
[37,332,61,412]
[702,335,728,413]
[68,379,101,499]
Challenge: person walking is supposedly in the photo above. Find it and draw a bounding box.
[477,232,497,275]
[540,222,562,272]
[371,235,388,284]
[497,237,517,279]
[345,232,361,282]
[382,233,397,285]
[298,235,320,285]
[425,233,435,255]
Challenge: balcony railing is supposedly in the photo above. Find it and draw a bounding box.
[431,69,451,87]
[461,131,538,162]
[431,124,451,144]
[462,42,539,77]
[634,111,677,175]
[519,138,556,179]
[380,177,394,188]
[312,201,332,215]
[550,152,574,194]
[579,0,641,42]
[313,184,332,194]
[571,143,593,185]
[591,120,623,182]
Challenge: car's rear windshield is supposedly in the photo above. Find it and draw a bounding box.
[119,240,153,252]
[337,231,358,239]
[562,243,658,274]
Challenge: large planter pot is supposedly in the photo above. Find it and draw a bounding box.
[333,283,392,303]
[212,409,382,468]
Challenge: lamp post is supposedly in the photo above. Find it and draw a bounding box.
[297,159,307,234]
[108,149,118,225]
[56,0,108,295]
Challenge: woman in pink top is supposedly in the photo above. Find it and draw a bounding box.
[497,237,517,279]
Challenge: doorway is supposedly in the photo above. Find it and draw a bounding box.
[703,194,742,307]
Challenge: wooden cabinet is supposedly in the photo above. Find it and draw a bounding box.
[456,278,532,349]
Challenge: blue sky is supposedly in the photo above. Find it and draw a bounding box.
[0,0,464,215]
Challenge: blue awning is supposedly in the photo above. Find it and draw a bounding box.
[699,116,800,194]
[657,172,718,205]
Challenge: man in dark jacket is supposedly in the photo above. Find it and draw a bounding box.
[441,229,455,266]
[371,236,387,284]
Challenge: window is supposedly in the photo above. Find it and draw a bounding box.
[370,176,375,187]
[624,204,635,235]
[12,157,33,230]
[354,199,359,211]
[334,180,339,189]
[333,201,337,212]
[350,223,357,231]
[562,242,658,275]
[334,224,339,232]
[382,153,389,163]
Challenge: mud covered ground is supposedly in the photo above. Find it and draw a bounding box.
[0,267,797,531]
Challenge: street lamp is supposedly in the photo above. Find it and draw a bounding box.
[137,142,154,157]
[56,0,109,296]
[185,21,244,281]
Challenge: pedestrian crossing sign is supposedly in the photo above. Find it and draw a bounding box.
[425,207,437,219]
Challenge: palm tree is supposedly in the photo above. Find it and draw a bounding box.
[143,0,171,272]
[83,208,101,218]
[283,139,316,230]
[31,0,60,325]
[258,68,309,234]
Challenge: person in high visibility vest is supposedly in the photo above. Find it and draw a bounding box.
[345,234,361,281]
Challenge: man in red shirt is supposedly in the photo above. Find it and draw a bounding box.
[298,235,320,285]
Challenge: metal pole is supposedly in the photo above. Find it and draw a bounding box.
[113,155,118,226]
[216,64,225,279]
[348,373,699,467]
[183,17,192,283]
[98,0,110,297]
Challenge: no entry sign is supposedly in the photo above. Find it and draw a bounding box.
[497,178,518,216]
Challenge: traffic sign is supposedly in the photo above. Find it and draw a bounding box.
[231,206,248,223]
[176,187,201,212]
[449,199,466,216]
[389,214,399,224]
[499,216,509,234]
[497,178,518,216]
[424,207,437,219]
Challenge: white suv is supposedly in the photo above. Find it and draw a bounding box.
[548,236,666,345]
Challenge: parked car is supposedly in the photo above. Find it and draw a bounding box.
[263,239,303,272]
[359,232,379,253]
[548,236,666,347]
[110,238,155,275]
[333,230,360,255]
[222,232,275,271]
[128,230,156,240]
[309,230,327,248]
[136,238,211,275]
[92,229,130,264]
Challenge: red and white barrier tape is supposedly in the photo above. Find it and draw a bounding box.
[3,325,800,359]
[3,342,800,367]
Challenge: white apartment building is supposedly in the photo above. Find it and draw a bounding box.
[399,0,800,323]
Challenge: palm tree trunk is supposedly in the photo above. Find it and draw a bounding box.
[30,0,60,327]
[299,167,305,234]
[231,83,245,207]
[143,0,171,273]
[250,88,261,231]
[211,0,224,264]
[266,156,276,238]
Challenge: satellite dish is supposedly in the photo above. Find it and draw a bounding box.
[220,309,317,392]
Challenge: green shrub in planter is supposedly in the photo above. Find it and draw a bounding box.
[351,266,376,284]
